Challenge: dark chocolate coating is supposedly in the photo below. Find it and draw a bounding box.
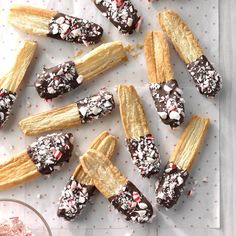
[76,90,115,124]
[108,181,153,223]
[48,13,103,45]
[187,55,222,98]
[149,79,185,129]
[0,88,16,128]
[126,134,161,178]
[93,0,141,34]
[57,177,95,221]
[35,61,82,99]
[156,162,189,208]
[27,133,74,175]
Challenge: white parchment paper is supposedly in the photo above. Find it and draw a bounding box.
[0,0,220,235]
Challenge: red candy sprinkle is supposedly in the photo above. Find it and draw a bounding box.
[170,162,176,170]
[45,98,53,102]
[132,191,141,202]
[53,149,62,160]
[0,92,5,96]
[116,0,124,7]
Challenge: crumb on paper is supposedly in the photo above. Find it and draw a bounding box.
[74,49,84,57]
[26,101,31,108]
[202,176,208,183]
[136,43,143,49]
[125,44,134,52]
[131,51,141,59]
[125,43,143,59]
[187,189,195,198]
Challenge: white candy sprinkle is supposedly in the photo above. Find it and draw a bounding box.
[158,111,167,120]
[177,176,184,186]
[138,202,148,209]
[79,106,88,116]
[169,111,181,120]
[76,75,84,84]
[163,84,173,93]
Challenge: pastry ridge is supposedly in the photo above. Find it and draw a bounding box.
[144,31,173,83]
[19,103,81,136]
[8,5,55,35]
[0,40,37,92]
[170,115,210,171]
[75,41,128,81]
[73,131,117,185]
[0,151,39,190]
[9,4,56,18]
[158,10,203,64]
[117,84,150,138]
[81,149,127,199]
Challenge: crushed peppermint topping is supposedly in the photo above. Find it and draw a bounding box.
[48,13,103,45]
[149,79,185,129]
[126,134,161,178]
[76,90,115,124]
[35,61,82,100]
[108,181,153,223]
[57,177,95,221]
[156,162,189,209]
[187,55,222,98]
[0,217,33,236]
[0,88,16,128]
[94,0,142,34]
[27,133,74,175]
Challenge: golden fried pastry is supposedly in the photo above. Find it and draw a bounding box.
[144,31,185,128]
[117,84,161,178]
[158,10,222,98]
[156,115,209,208]
[19,89,115,136]
[8,5,103,45]
[57,131,117,221]
[0,40,37,128]
[0,133,74,190]
[35,41,127,99]
[80,146,153,223]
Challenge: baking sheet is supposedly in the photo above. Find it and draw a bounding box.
[0,0,220,235]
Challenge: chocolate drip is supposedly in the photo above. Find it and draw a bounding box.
[108,181,153,223]
[149,79,185,129]
[187,55,222,97]
[76,90,115,124]
[94,0,141,34]
[156,162,189,208]
[0,88,16,128]
[126,134,161,178]
[48,13,103,45]
[27,133,74,175]
[35,61,83,100]
[57,177,95,221]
